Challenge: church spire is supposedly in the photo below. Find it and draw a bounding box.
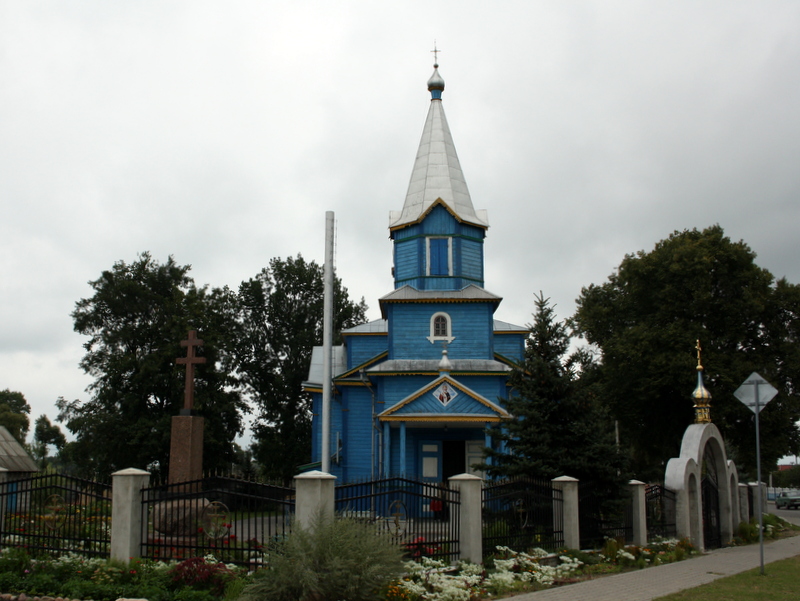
[389,56,488,231]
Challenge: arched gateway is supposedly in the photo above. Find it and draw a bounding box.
[665,342,740,550]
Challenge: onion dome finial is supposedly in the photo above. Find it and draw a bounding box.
[438,347,452,374]
[692,339,712,423]
[428,43,445,99]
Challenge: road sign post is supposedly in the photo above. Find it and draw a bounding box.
[734,372,778,576]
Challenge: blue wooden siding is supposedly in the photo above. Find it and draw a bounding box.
[394,238,423,286]
[391,206,485,290]
[345,334,388,369]
[388,303,494,360]
[493,333,526,364]
[459,238,484,284]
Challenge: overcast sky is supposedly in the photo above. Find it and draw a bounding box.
[2,2,799,444]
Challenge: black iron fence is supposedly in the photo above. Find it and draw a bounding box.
[0,472,112,557]
[140,475,294,568]
[335,476,460,562]
[579,481,632,549]
[646,484,677,540]
[482,475,564,556]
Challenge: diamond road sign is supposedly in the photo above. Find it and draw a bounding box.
[734,372,778,413]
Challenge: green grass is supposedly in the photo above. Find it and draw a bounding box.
[653,556,800,600]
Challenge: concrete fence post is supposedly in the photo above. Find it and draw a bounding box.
[449,473,483,564]
[738,483,749,524]
[629,480,647,546]
[552,476,580,550]
[294,470,336,530]
[0,468,8,533]
[110,468,150,562]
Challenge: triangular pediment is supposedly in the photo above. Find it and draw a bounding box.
[378,375,510,423]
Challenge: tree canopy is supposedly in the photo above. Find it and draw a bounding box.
[60,252,367,482]
[31,415,67,469]
[0,389,31,444]
[59,253,246,478]
[236,255,368,483]
[572,225,800,479]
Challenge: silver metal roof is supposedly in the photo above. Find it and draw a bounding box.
[493,319,528,332]
[0,426,38,472]
[389,66,489,230]
[342,319,388,334]
[304,345,347,387]
[380,284,501,303]
[367,359,511,374]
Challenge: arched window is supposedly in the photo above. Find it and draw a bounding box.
[428,312,454,343]
[434,315,448,337]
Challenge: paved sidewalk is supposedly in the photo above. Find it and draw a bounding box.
[512,535,800,601]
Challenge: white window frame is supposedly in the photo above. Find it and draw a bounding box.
[427,311,455,344]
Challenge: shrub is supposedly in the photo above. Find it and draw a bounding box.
[239,516,404,601]
[168,556,239,596]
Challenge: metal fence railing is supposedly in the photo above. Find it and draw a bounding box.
[335,476,460,562]
[0,472,112,557]
[140,475,294,568]
[482,475,564,556]
[646,484,677,540]
[579,481,632,550]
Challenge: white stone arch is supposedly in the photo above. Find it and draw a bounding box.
[687,470,702,547]
[665,423,739,550]
[728,461,740,531]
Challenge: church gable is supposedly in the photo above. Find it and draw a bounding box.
[379,375,509,422]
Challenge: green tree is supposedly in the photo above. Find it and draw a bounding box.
[31,415,67,469]
[772,465,800,488]
[237,255,367,484]
[58,253,246,478]
[572,225,800,480]
[485,293,627,499]
[0,389,31,444]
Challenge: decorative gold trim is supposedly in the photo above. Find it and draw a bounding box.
[337,351,388,379]
[388,198,488,232]
[343,331,388,337]
[380,415,504,423]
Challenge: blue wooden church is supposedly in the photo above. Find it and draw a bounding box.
[304,62,527,483]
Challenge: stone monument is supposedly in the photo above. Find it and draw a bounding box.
[168,330,206,484]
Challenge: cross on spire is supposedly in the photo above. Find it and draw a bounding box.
[695,339,703,370]
[431,41,441,66]
[177,330,206,411]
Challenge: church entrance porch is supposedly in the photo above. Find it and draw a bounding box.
[382,422,490,483]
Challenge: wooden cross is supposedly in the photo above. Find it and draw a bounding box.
[177,330,206,411]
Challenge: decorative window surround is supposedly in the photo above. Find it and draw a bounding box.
[428,312,454,343]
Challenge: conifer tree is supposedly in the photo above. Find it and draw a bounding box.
[485,293,626,499]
